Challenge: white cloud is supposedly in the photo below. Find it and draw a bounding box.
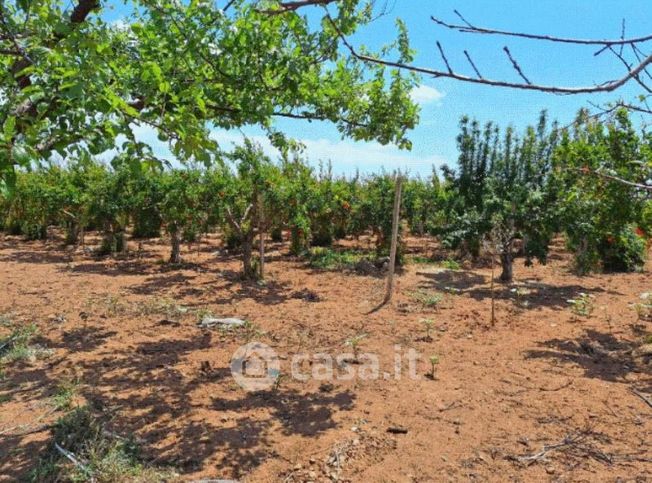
[410,85,445,105]
[211,130,447,176]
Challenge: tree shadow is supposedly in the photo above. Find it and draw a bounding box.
[55,332,355,479]
[417,270,620,310]
[416,269,487,292]
[0,248,74,265]
[44,326,118,353]
[524,329,652,391]
[210,388,355,437]
[128,272,199,296]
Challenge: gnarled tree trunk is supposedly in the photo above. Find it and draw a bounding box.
[169,228,181,264]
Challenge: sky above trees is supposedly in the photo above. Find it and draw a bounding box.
[104,0,652,176]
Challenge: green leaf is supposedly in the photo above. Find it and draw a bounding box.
[3,116,16,140]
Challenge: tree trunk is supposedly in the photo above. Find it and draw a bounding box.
[169,229,181,263]
[241,236,255,279]
[64,220,79,245]
[383,176,403,305]
[499,241,514,283]
[258,195,265,280]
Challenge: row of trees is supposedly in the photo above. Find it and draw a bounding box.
[439,109,652,280]
[0,141,438,278]
[1,110,650,282]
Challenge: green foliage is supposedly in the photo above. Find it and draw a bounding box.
[428,354,440,379]
[308,247,366,270]
[0,323,52,365]
[439,258,461,270]
[353,172,406,262]
[421,318,435,341]
[410,290,443,308]
[30,406,176,482]
[556,109,651,273]
[441,112,560,282]
[598,224,647,272]
[1,0,419,188]
[567,293,595,317]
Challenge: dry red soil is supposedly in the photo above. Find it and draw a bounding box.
[0,233,650,482]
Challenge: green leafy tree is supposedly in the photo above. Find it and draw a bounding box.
[221,141,283,279]
[157,169,208,263]
[1,0,419,188]
[442,112,560,282]
[555,109,651,273]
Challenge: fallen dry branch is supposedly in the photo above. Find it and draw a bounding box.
[630,389,652,409]
[507,428,613,466]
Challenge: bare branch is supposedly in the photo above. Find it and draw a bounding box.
[325,13,652,95]
[605,45,652,94]
[568,166,652,193]
[503,46,531,85]
[69,0,100,24]
[259,0,338,15]
[463,49,483,79]
[436,41,453,74]
[432,11,652,47]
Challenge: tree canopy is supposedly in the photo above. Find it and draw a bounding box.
[0,0,420,186]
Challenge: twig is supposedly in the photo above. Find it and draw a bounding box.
[503,46,531,84]
[432,11,652,46]
[326,12,652,94]
[436,41,453,74]
[463,50,483,79]
[539,380,572,392]
[54,442,95,481]
[630,388,652,409]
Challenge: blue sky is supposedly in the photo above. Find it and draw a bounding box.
[112,1,652,176]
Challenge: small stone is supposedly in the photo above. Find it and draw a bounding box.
[293,463,302,470]
[308,471,317,479]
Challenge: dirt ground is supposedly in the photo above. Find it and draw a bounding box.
[0,232,650,482]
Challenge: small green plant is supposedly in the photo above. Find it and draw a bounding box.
[632,292,652,321]
[239,321,263,343]
[89,295,129,317]
[421,319,436,341]
[440,258,461,270]
[410,290,443,308]
[428,355,440,380]
[0,313,13,327]
[308,247,366,270]
[345,334,366,362]
[567,293,595,317]
[272,372,285,392]
[409,255,434,265]
[135,297,189,319]
[0,324,53,364]
[51,378,81,411]
[30,406,177,482]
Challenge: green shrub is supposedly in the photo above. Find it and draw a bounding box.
[599,225,647,272]
[308,247,366,270]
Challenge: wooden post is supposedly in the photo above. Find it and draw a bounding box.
[490,246,496,326]
[383,175,403,305]
[258,194,265,280]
